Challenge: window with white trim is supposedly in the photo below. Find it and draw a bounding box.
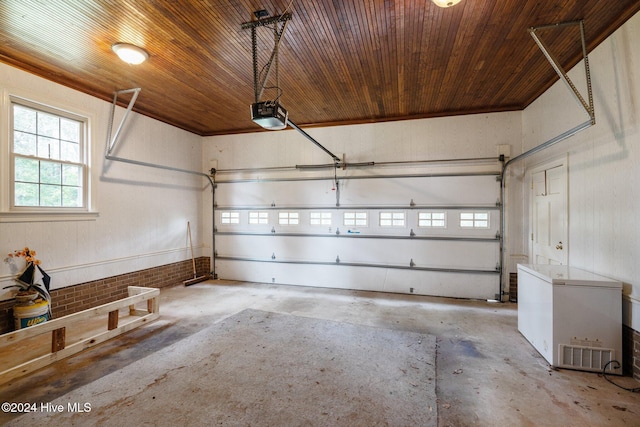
[460,212,489,228]
[248,211,269,225]
[379,212,405,227]
[11,100,87,209]
[278,211,299,225]
[343,212,368,227]
[418,212,446,228]
[310,212,332,226]
[220,211,240,224]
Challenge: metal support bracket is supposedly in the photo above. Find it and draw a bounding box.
[499,20,596,301]
[104,88,218,278]
[105,88,141,156]
[242,13,292,103]
[105,88,214,185]
[529,20,595,125]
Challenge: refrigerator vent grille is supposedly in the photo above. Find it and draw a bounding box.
[558,344,616,372]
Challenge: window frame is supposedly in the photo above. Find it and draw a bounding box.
[459,211,490,229]
[1,92,97,223]
[248,211,269,225]
[278,211,300,226]
[343,211,368,228]
[309,211,332,226]
[220,211,240,224]
[379,211,406,228]
[418,211,447,228]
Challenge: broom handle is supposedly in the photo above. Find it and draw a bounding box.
[188,221,197,278]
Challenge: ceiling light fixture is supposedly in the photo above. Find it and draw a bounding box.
[431,0,463,7]
[111,43,149,65]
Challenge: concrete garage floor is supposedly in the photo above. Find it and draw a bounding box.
[2,280,640,426]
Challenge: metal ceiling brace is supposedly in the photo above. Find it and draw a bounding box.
[105,88,215,183]
[241,13,291,103]
[499,20,596,300]
[504,19,595,173]
[528,20,595,124]
[105,88,218,279]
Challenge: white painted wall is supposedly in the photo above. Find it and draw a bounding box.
[0,62,206,299]
[205,113,521,170]
[521,13,640,330]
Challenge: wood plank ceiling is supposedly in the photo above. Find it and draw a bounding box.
[0,0,638,136]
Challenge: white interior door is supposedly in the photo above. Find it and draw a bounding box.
[531,162,567,265]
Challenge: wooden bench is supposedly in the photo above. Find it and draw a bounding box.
[0,286,160,385]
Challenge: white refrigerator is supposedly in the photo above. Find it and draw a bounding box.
[517,264,622,374]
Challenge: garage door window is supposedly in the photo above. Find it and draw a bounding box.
[418,212,446,228]
[220,211,240,224]
[460,212,489,228]
[310,212,332,226]
[379,212,405,227]
[249,211,269,225]
[343,212,368,227]
[278,212,299,225]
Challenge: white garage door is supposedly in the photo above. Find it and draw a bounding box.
[214,168,501,300]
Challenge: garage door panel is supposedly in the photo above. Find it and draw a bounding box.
[216,175,499,208]
[217,235,497,271]
[214,168,501,299]
[216,209,500,238]
[216,179,336,207]
[379,269,498,299]
[340,175,500,206]
[216,260,498,299]
[216,259,274,283]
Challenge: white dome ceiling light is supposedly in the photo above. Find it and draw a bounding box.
[112,43,149,65]
[432,0,463,8]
